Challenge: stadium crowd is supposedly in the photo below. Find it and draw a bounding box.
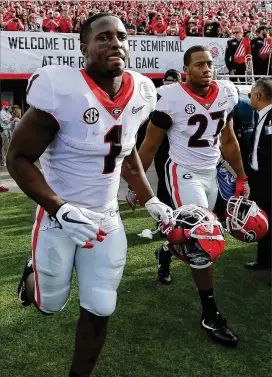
[0,1,271,38]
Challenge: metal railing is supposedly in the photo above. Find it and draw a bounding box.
[215,73,272,84]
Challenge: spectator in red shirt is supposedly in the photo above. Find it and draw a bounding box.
[4,8,17,22]
[151,16,167,36]
[59,7,73,33]
[53,11,61,22]
[5,15,24,31]
[42,11,59,32]
[150,13,161,28]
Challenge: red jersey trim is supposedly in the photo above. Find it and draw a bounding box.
[80,69,134,120]
[180,81,219,110]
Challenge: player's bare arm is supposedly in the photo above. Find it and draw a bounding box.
[220,119,247,179]
[6,107,64,216]
[138,121,168,172]
[121,147,154,205]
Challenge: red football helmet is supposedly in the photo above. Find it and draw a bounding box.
[226,196,269,242]
[162,205,225,266]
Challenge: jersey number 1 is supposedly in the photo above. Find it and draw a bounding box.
[188,111,225,148]
[103,125,122,174]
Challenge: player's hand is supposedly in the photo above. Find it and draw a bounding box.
[56,203,107,248]
[235,176,250,198]
[145,196,173,225]
[126,187,138,211]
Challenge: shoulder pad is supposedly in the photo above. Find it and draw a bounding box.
[26,66,76,114]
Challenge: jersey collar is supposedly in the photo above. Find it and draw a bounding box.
[180,81,219,110]
[80,69,134,120]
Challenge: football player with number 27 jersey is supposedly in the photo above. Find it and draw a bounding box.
[128,46,250,347]
[7,14,173,377]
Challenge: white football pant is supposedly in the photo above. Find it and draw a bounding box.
[31,205,127,316]
[165,158,218,210]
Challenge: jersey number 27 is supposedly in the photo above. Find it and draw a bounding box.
[188,110,225,147]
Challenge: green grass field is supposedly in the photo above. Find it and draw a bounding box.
[0,193,271,377]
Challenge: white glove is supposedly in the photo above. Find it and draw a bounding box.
[145,196,173,225]
[126,187,138,211]
[56,203,107,248]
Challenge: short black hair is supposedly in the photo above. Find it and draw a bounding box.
[257,25,268,33]
[254,77,272,100]
[183,45,210,66]
[164,69,181,82]
[80,12,120,43]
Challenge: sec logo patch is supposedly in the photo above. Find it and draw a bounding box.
[83,108,99,124]
[185,104,196,114]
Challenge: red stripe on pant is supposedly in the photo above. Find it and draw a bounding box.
[172,163,182,207]
[32,207,45,308]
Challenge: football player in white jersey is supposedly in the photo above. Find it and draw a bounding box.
[127,45,250,347]
[6,13,173,377]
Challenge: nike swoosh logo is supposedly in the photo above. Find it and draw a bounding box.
[132,105,145,114]
[62,211,88,224]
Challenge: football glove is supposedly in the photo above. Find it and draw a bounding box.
[56,203,107,248]
[235,176,250,198]
[145,196,173,225]
[126,187,138,211]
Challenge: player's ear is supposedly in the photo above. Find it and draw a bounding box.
[183,65,188,74]
[80,43,89,58]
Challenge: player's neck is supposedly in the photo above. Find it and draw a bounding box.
[84,69,123,96]
[185,81,210,97]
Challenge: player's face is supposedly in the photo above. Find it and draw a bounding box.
[184,51,214,87]
[81,16,129,78]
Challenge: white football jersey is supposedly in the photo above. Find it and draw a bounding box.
[155,80,238,170]
[27,65,156,211]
